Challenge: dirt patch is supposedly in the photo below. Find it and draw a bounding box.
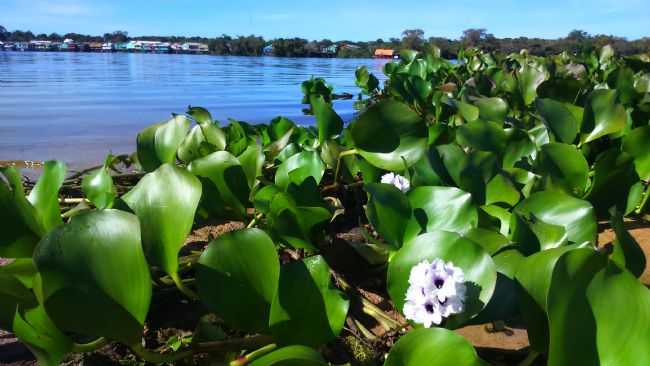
[455,324,529,351]
[598,218,650,285]
[185,220,245,245]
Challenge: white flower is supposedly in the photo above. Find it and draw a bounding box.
[402,258,466,327]
[381,172,410,193]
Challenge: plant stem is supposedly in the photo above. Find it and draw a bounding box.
[324,149,358,190]
[229,343,277,366]
[171,271,199,300]
[247,212,264,229]
[71,337,108,353]
[130,342,194,364]
[193,335,275,354]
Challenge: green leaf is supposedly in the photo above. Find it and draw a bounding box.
[517,64,546,105]
[485,173,520,207]
[387,231,497,328]
[536,142,590,196]
[238,144,265,189]
[188,151,250,218]
[511,191,597,253]
[365,183,412,250]
[27,160,66,232]
[12,304,73,366]
[269,255,349,347]
[535,98,582,144]
[405,186,478,242]
[0,265,37,330]
[515,244,579,352]
[34,209,151,344]
[275,151,325,191]
[311,95,343,144]
[123,164,202,277]
[350,100,428,171]
[384,327,487,366]
[81,163,116,210]
[456,120,507,153]
[249,345,327,366]
[610,212,646,278]
[622,126,650,181]
[463,228,511,255]
[586,148,638,217]
[197,228,280,332]
[177,125,216,163]
[474,97,508,123]
[580,89,626,144]
[0,168,43,257]
[136,115,191,172]
[455,100,479,122]
[187,106,215,125]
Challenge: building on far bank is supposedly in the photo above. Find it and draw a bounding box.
[60,39,79,51]
[181,42,209,53]
[102,42,115,52]
[321,45,338,56]
[28,40,52,51]
[263,45,274,55]
[87,42,104,52]
[374,48,397,59]
[0,42,4,51]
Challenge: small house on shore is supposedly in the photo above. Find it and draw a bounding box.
[374,48,397,59]
[28,40,52,51]
[60,39,79,51]
[181,42,209,53]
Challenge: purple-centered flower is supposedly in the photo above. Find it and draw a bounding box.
[381,172,410,193]
[402,259,466,327]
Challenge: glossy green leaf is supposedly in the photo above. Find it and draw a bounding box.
[238,144,265,189]
[384,327,487,366]
[27,160,66,232]
[586,148,638,216]
[387,231,496,328]
[249,345,327,366]
[365,183,411,249]
[536,142,590,196]
[81,163,116,210]
[485,173,520,207]
[610,212,646,278]
[511,191,596,253]
[455,100,479,122]
[123,164,202,277]
[405,186,477,241]
[0,265,36,330]
[12,304,73,366]
[517,64,546,105]
[350,100,427,170]
[188,151,250,218]
[463,228,511,255]
[34,209,151,344]
[136,115,191,172]
[622,126,650,181]
[311,95,343,144]
[456,120,507,153]
[581,89,626,144]
[0,168,43,257]
[275,151,325,191]
[269,255,349,347]
[535,98,582,144]
[474,97,508,123]
[197,228,279,332]
[177,125,216,163]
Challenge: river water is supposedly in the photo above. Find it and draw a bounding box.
[0,51,388,169]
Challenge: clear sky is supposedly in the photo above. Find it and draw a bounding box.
[1,0,649,41]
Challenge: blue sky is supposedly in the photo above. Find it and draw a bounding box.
[1,0,649,40]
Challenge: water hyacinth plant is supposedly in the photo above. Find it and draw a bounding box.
[0,45,649,365]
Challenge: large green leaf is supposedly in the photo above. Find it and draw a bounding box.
[311,95,343,144]
[535,98,582,144]
[275,151,325,191]
[580,89,626,144]
[197,228,279,332]
[123,164,202,277]
[485,173,520,207]
[0,263,37,330]
[249,345,327,366]
[405,186,477,241]
[517,64,546,105]
[387,231,496,328]
[622,126,650,181]
[511,191,596,254]
[27,160,66,232]
[136,115,191,172]
[269,255,349,347]
[384,327,487,366]
[188,151,250,218]
[350,100,428,170]
[474,97,508,122]
[238,144,265,189]
[177,125,217,163]
[365,183,412,250]
[34,209,151,344]
[586,148,638,216]
[456,120,507,153]
[81,161,116,210]
[12,304,73,366]
[536,142,590,196]
[0,168,44,257]
[610,212,646,278]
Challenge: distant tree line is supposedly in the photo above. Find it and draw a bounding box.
[1,25,649,58]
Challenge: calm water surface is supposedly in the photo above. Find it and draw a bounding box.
[0,52,387,169]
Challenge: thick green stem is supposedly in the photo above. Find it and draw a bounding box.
[71,337,108,353]
[324,149,358,191]
[171,271,199,300]
[229,343,278,366]
[193,335,275,354]
[247,212,264,229]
